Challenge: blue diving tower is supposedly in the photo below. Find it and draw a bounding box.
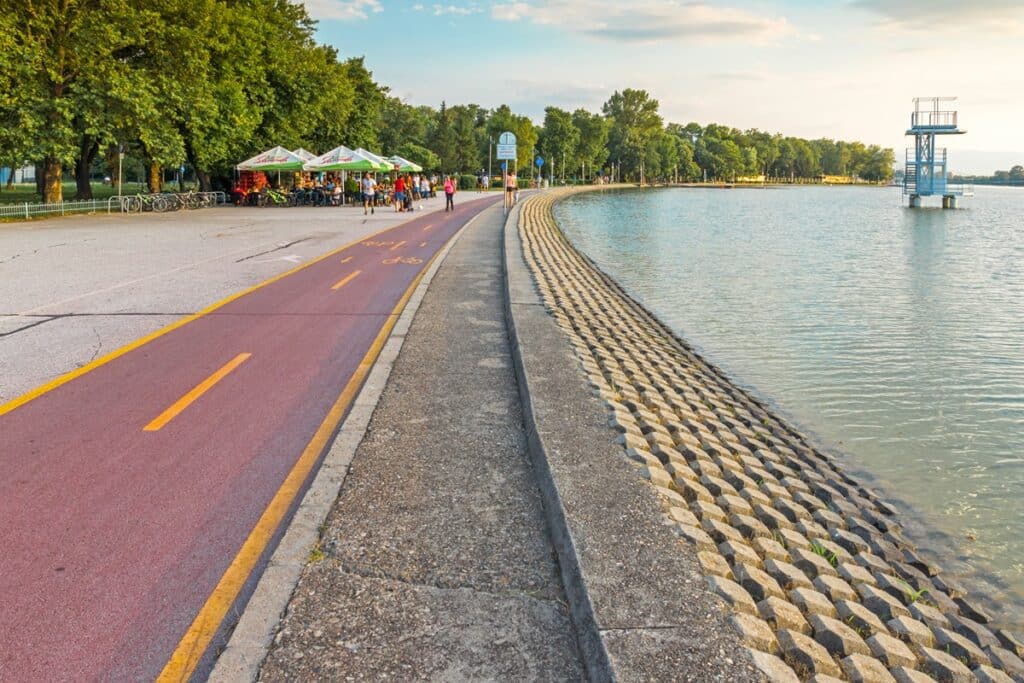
[904,96,970,208]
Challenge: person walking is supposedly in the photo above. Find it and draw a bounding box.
[482,173,489,192]
[394,174,406,212]
[506,171,518,205]
[361,172,376,215]
[443,175,455,212]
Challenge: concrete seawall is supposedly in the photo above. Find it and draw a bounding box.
[508,187,1024,682]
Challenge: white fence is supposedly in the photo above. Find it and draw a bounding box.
[0,192,227,220]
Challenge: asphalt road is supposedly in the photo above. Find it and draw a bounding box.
[0,194,500,681]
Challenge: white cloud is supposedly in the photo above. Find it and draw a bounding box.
[302,0,383,21]
[490,1,795,43]
[431,3,481,16]
[851,0,1024,31]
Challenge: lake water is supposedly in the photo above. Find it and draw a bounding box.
[555,185,1024,624]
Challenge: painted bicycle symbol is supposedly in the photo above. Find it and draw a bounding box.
[363,240,398,247]
[382,256,423,265]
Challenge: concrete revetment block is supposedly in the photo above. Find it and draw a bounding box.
[697,550,734,579]
[701,518,746,545]
[751,537,790,564]
[675,523,717,552]
[983,645,1024,680]
[776,628,843,678]
[758,596,811,635]
[734,563,787,602]
[691,498,728,522]
[789,587,839,618]
[776,528,812,551]
[857,583,911,622]
[835,600,890,638]
[809,613,872,658]
[996,629,1024,658]
[790,547,840,579]
[887,615,935,648]
[813,574,858,603]
[915,645,976,682]
[865,632,918,669]
[747,648,801,683]
[719,540,763,568]
[838,561,877,587]
[755,503,798,532]
[740,486,773,509]
[730,613,779,653]
[840,653,898,682]
[764,559,813,590]
[932,627,991,669]
[706,575,757,616]
[971,665,1015,683]
[889,666,939,683]
[667,506,699,527]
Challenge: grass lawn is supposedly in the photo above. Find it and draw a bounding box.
[0,181,146,204]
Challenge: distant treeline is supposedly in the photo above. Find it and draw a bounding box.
[1,0,894,203]
[951,165,1024,186]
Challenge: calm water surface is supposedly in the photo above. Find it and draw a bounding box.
[556,186,1024,623]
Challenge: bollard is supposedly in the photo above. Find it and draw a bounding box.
[24,202,29,219]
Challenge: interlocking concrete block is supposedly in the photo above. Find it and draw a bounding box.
[841,653,898,683]
[677,477,715,503]
[831,527,871,555]
[813,575,858,602]
[890,666,939,683]
[874,572,920,605]
[731,513,774,540]
[983,645,1024,680]
[807,675,844,683]
[739,486,772,509]
[972,665,1015,683]
[932,627,991,668]
[676,523,717,552]
[691,498,728,522]
[996,629,1024,659]
[697,550,734,579]
[719,540,763,568]
[887,615,935,648]
[797,519,832,541]
[747,648,801,683]
[915,645,976,682]
[953,596,992,624]
[949,615,1001,651]
[667,505,699,527]
[730,613,779,653]
[913,602,950,630]
[838,561,878,587]
[734,563,787,602]
[700,474,739,498]
[625,447,662,468]
[717,493,754,517]
[702,517,746,545]
[776,528,812,551]
[789,587,838,618]
[809,613,871,657]
[857,583,911,622]
[764,559,814,592]
[836,599,890,638]
[706,575,758,616]
[654,485,689,510]
[751,537,790,564]
[777,628,843,678]
[755,503,798,532]
[639,465,673,488]
[856,552,892,575]
[865,632,918,669]
[790,547,839,579]
[758,596,811,635]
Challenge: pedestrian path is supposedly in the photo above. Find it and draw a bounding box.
[257,205,583,680]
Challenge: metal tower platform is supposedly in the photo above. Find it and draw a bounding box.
[903,97,971,208]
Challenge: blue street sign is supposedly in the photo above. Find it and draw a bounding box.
[501,161,507,171]
[536,156,544,167]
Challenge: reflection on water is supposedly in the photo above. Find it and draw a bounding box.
[556,186,1024,624]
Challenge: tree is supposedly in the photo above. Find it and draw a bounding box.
[539,107,579,181]
[602,89,662,180]
[395,142,439,171]
[428,101,457,171]
[380,97,429,155]
[572,109,609,178]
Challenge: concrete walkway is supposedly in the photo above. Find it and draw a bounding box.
[257,205,583,680]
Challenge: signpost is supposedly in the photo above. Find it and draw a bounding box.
[497,131,517,213]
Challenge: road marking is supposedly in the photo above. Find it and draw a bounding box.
[143,353,251,432]
[330,270,361,291]
[382,257,422,265]
[389,240,407,251]
[340,256,353,264]
[422,224,434,232]
[419,241,427,247]
[0,220,415,419]
[156,224,459,683]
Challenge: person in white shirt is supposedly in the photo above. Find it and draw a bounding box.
[361,172,376,215]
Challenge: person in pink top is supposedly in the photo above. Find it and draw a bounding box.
[443,176,455,212]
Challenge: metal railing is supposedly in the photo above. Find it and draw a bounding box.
[911,110,958,128]
[0,192,226,220]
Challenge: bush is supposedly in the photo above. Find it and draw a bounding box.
[458,174,477,191]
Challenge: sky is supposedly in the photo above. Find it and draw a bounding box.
[307,0,1024,174]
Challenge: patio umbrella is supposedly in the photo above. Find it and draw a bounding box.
[292,148,318,162]
[386,155,423,173]
[236,146,307,171]
[355,148,394,173]
[305,146,382,172]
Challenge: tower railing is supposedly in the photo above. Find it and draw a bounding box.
[910,110,958,128]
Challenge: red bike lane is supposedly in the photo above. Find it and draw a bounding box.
[0,195,500,682]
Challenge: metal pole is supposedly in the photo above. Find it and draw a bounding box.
[488,138,492,191]
[118,146,123,198]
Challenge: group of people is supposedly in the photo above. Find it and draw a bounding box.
[359,172,461,215]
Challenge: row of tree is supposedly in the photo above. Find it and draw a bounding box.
[1,0,894,204]
[951,165,1024,185]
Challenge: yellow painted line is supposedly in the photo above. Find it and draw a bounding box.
[330,270,361,291]
[143,353,251,432]
[340,256,353,264]
[389,240,406,251]
[419,241,427,247]
[0,219,419,419]
[157,219,460,683]
[422,224,434,232]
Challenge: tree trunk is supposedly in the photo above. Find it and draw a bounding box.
[5,164,14,190]
[196,170,212,192]
[178,168,185,193]
[148,162,162,193]
[74,137,99,200]
[35,162,45,197]
[43,158,63,203]
[105,145,120,191]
